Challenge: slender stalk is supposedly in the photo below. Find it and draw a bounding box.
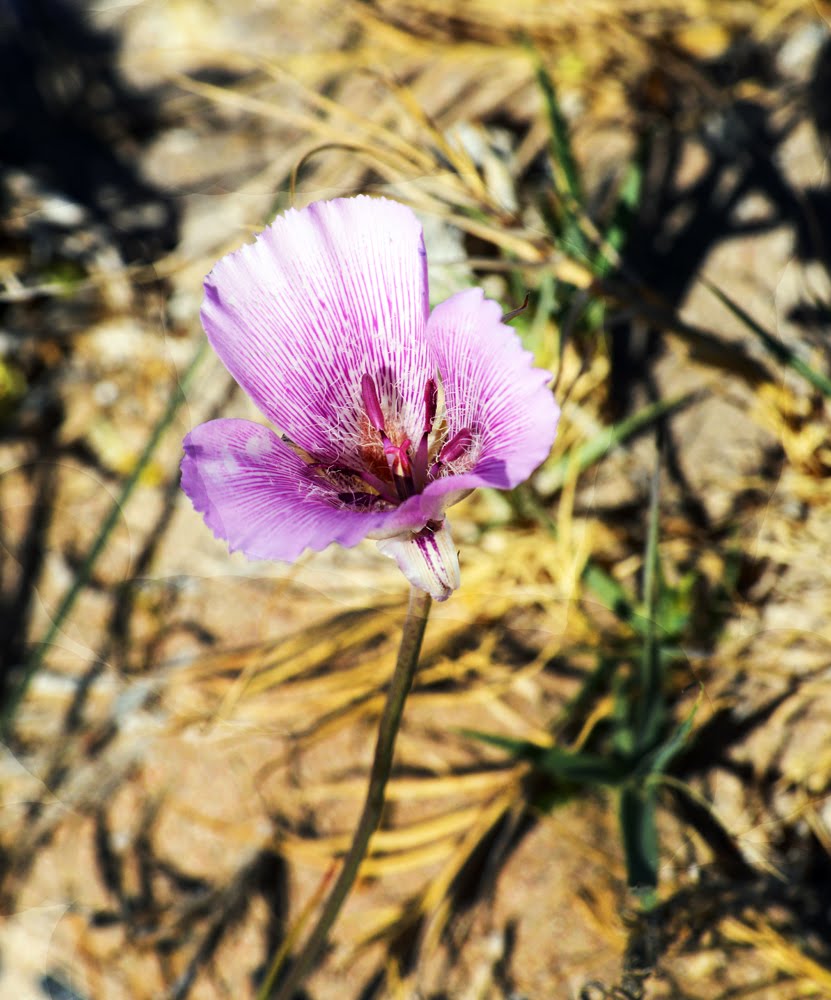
[266,586,432,1000]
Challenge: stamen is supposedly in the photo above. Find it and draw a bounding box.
[438,428,473,465]
[359,373,435,501]
[428,427,474,480]
[413,436,429,490]
[310,458,399,505]
[338,490,386,510]
[413,377,438,491]
[423,378,438,433]
[361,373,386,432]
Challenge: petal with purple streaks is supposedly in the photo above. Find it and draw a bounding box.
[426,287,559,489]
[181,419,401,561]
[201,196,432,467]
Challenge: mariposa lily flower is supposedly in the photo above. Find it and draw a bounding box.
[181,196,559,600]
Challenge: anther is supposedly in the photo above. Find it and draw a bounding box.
[361,373,386,432]
[438,428,473,465]
[423,378,438,433]
[412,378,438,490]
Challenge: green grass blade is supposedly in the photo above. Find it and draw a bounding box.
[635,451,664,753]
[534,60,583,209]
[456,728,530,756]
[592,154,644,279]
[511,384,698,636]
[459,729,626,786]
[536,745,626,786]
[533,56,588,260]
[704,278,831,397]
[581,563,638,629]
[641,693,700,779]
[620,784,659,900]
[540,391,699,497]
[508,486,638,629]
[527,271,558,361]
[1,339,210,736]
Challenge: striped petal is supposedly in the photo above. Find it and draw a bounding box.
[425,288,559,489]
[181,419,403,561]
[200,197,432,467]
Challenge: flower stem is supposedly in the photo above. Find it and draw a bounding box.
[267,586,432,1000]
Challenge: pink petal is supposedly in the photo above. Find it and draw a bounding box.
[426,288,559,489]
[200,197,432,466]
[181,419,402,561]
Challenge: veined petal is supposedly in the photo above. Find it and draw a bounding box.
[201,196,432,466]
[181,419,400,562]
[376,522,460,601]
[426,288,559,489]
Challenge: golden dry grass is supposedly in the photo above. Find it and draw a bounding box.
[2,1,831,998]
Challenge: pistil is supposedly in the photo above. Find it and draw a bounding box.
[412,378,437,490]
[361,372,417,501]
[314,460,399,506]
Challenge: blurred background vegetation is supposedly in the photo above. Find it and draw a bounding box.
[1,1,831,998]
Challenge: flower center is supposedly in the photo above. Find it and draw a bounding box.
[352,372,472,505]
